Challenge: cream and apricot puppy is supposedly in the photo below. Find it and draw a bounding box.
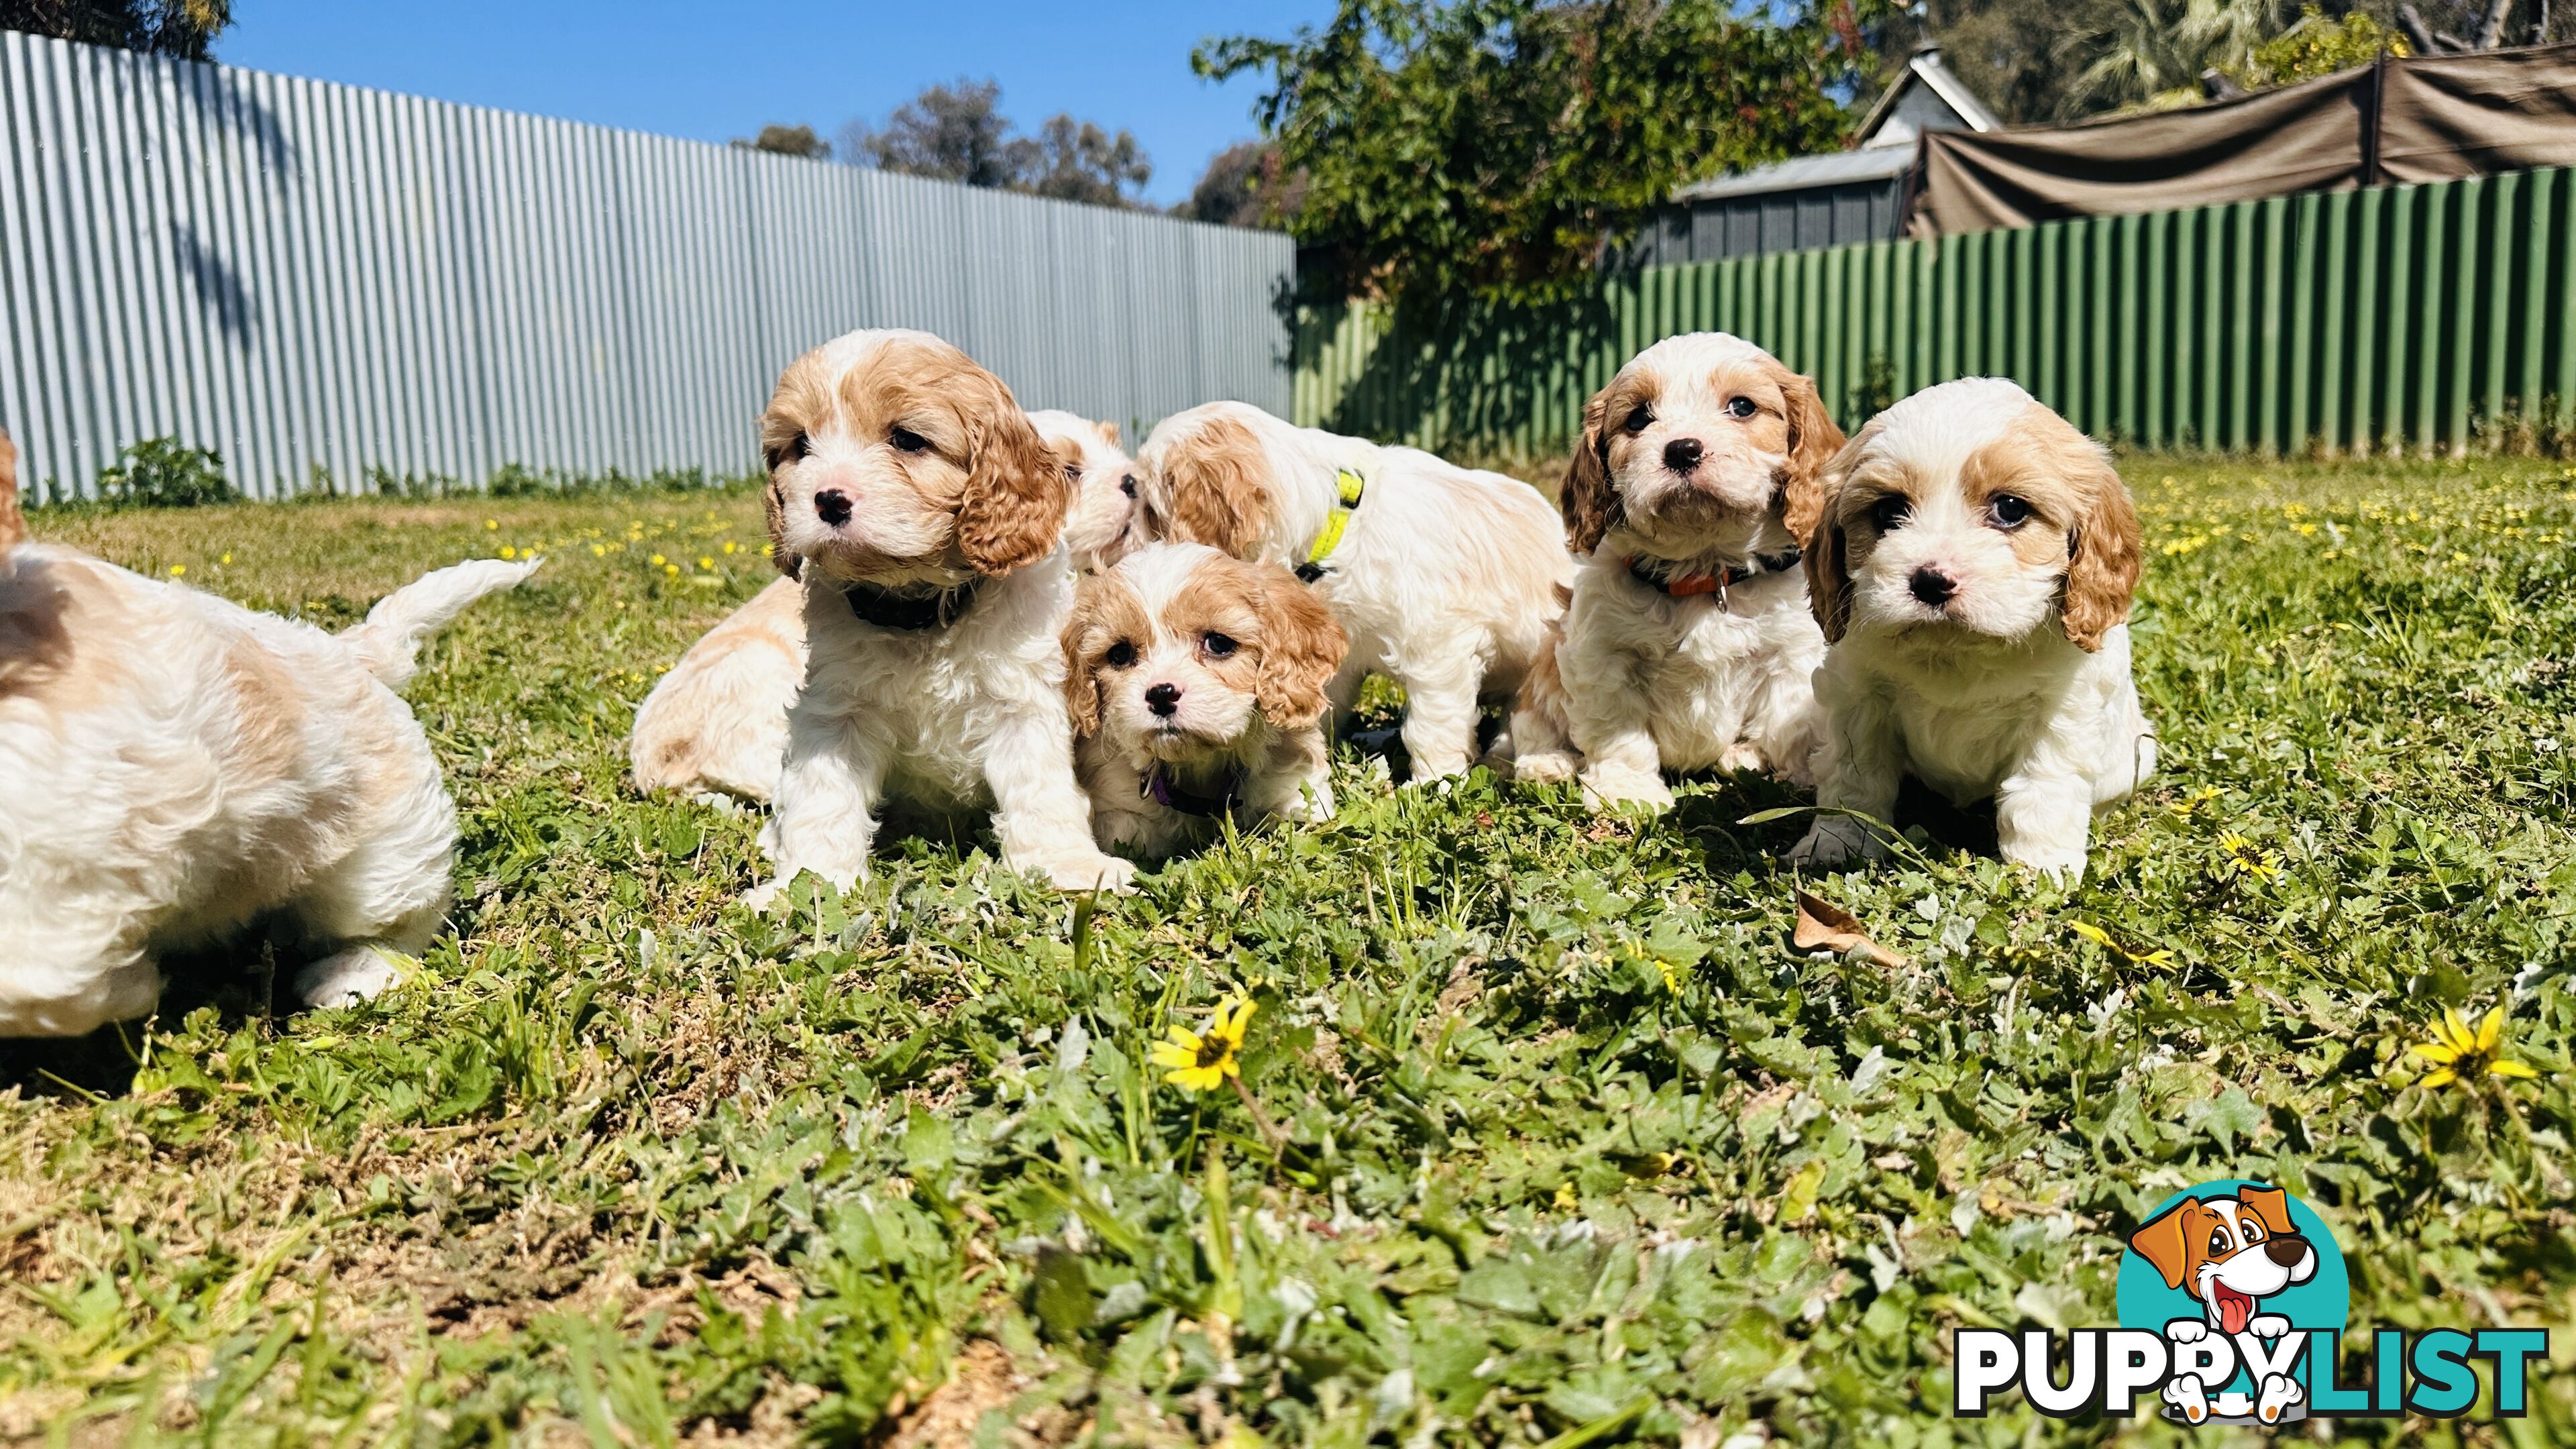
[629,409,1139,806]
[747,329,1134,900]
[0,431,539,1036]
[1790,379,2155,879]
[1509,333,1842,808]
[1062,543,1346,859]
[1132,403,1570,781]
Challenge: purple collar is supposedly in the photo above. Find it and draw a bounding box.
[1142,761,1246,818]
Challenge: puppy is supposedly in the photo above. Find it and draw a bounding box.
[2129,1186,2318,1425]
[748,329,1133,900]
[630,409,1140,805]
[1040,410,1143,575]
[0,430,539,1036]
[1789,378,2154,879]
[1508,333,1841,808]
[1132,403,1570,781]
[1062,543,1346,859]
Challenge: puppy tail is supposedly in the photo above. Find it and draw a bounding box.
[341,556,541,689]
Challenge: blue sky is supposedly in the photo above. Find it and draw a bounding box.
[221,2,1338,206]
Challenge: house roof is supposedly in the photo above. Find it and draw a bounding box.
[1671,44,1998,203]
[1856,44,2002,145]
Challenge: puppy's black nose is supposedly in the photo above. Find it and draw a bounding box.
[814,488,853,527]
[1662,437,1704,472]
[2264,1236,2308,1267]
[1145,683,1181,716]
[1909,566,1955,606]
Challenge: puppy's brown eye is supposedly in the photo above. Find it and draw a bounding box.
[1063,462,1082,484]
[2208,1228,2230,1256]
[890,427,930,454]
[1989,494,2033,529]
[1104,641,1136,668]
[1869,494,1911,531]
[1725,396,1756,419]
[1623,404,1652,434]
[1201,631,1238,659]
[1120,474,1138,498]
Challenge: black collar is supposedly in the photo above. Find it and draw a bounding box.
[1624,547,1803,601]
[841,576,979,631]
[1142,761,1246,818]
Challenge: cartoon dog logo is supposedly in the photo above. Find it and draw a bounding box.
[2127,1185,2320,1424]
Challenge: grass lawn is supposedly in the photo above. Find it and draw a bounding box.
[5,457,2575,1447]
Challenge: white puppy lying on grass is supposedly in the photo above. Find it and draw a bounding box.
[0,431,539,1036]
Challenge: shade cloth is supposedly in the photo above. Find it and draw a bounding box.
[1907,41,2576,235]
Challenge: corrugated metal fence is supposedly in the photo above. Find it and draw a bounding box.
[0,30,1294,499]
[1297,165,2576,457]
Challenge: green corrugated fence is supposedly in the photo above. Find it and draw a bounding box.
[1293,166,2576,457]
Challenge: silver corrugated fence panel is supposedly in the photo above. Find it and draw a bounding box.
[0,30,1293,498]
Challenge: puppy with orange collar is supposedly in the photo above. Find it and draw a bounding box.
[2127,1185,2319,1425]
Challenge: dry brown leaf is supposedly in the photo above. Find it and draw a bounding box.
[1793,891,1911,967]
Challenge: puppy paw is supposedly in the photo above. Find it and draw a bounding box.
[1788,816,1882,867]
[2256,1373,2302,1424]
[2163,1374,2210,1426]
[743,877,791,913]
[1579,765,1674,813]
[2247,1313,2291,1339]
[295,945,414,1009]
[1030,851,1138,894]
[1717,743,1768,775]
[1512,750,1578,785]
[2162,1318,2208,1344]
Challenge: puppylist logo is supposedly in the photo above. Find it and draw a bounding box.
[1953,1180,2548,1425]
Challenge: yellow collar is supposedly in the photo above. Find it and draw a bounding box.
[1296,466,1368,582]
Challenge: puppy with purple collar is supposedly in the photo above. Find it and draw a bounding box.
[1061,543,1346,860]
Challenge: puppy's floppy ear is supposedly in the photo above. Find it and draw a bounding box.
[1771,365,1845,541]
[762,472,802,582]
[1096,419,1121,448]
[1154,417,1270,558]
[1560,389,1618,555]
[2057,430,2140,652]
[2237,1187,2296,1239]
[1803,428,1872,644]
[0,430,23,550]
[2128,1199,2204,1291]
[1059,574,1110,739]
[959,396,1070,576]
[1253,563,1348,730]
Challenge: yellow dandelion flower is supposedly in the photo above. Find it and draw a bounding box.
[498,545,517,559]
[722,540,739,554]
[1554,1183,1578,1210]
[591,543,606,556]
[219,552,233,564]
[167,564,186,577]
[1149,994,1255,1092]
[698,556,715,571]
[649,553,667,566]
[2410,1005,2541,1089]
[663,563,681,577]
[484,519,498,531]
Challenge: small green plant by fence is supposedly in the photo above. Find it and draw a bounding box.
[1294,165,2576,459]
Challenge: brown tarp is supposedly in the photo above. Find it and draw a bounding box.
[1907,40,2576,236]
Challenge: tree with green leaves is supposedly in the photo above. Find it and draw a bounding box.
[1,0,229,58]
[733,124,830,161]
[1194,0,1884,306]
[839,79,1155,209]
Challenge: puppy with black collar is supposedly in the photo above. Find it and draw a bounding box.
[748,329,1133,902]
[1509,333,1843,807]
